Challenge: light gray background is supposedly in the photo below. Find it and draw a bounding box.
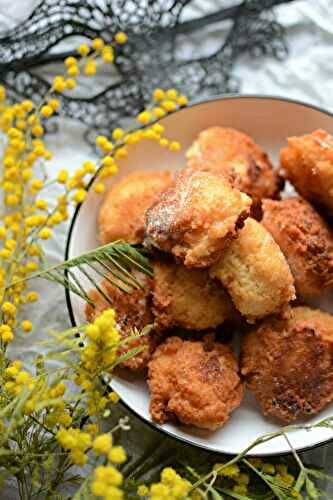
[0,0,333,497]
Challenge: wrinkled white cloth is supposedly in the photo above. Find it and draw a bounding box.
[1,0,333,497]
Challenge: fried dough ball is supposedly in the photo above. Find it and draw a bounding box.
[262,197,333,298]
[148,336,243,430]
[98,170,173,244]
[210,218,296,322]
[86,274,159,371]
[280,129,333,217]
[187,127,282,213]
[144,168,252,268]
[241,306,333,423]
[152,258,235,331]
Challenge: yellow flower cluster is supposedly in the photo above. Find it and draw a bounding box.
[74,32,127,74]
[57,424,126,494]
[43,381,72,428]
[89,429,126,499]
[140,87,188,122]
[92,88,186,193]
[3,360,29,395]
[213,463,250,496]
[3,361,73,424]
[50,37,129,202]
[0,90,67,339]
[0,35,137,342]
[249,459,300,494]
[57,427,92,466]
[139,467,192,500]
[74,309,120,416]
[91,465,124,500]
[62,32,127,81]
[52,309,126,488]
[212,459,302,498]
[92,433,126,464]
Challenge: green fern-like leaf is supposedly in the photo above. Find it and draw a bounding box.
[7,241,152,307]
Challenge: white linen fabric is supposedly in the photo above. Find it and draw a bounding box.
[0,0,333,497]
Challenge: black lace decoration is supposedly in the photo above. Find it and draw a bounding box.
[0,0,292,141]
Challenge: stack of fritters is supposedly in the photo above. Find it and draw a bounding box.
[87,126,333,430]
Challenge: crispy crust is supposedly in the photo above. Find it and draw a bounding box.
[152,258,235,331]
[241,307,333,423]
[86,274,159,371]
[144,168,252,268]
[187,127,283,214]
[262,197,333,298]
[98,170,173,244]
[148,336,243,430]
[210,218,295,322]
[280,129,333,217]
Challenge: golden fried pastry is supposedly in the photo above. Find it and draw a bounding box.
[148,336,243,429]
[241,306,333,423]
[144,168,252,268]
[152,258,235,331]
[187,127,282,214]
[280,129,333,217]
[262,197,333,298]
[98,170,173,244]
[86,274,159,370]
[210,218,295,322]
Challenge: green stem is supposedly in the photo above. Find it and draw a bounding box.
[29,415,56,437]
[188,420,318,494]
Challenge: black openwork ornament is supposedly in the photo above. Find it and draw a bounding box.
[0,0,292,140]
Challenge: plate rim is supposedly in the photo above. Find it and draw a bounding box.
[65,93,333,456]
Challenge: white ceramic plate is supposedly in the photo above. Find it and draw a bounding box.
[66,95,333,456]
